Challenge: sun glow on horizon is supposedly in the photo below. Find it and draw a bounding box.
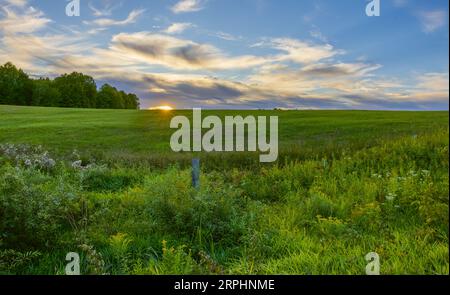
[149,105,174,111]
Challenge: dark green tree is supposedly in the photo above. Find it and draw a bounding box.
[31,78,61,107]
[54,72,97,108]
[0,62,33,106]
[96,84,125,109]
[119,90,129,109]
[119,90,139,109]
[0,63,141,109]
[126,93,140,109]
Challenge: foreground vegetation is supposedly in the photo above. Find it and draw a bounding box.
[0,106,448,274]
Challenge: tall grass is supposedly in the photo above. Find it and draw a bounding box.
[0,127,448,274]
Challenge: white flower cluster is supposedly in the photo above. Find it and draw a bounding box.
[71,160,96,170]
[69,150,97,171]
[0,144,56,170]
[385,192,397,202]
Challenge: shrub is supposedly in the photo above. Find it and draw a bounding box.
[0,166,62,248]
[0,249,41,274]
[145,168,250,246]
[0,162,85,249]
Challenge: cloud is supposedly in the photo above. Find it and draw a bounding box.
[409,73,450,101]
[3,0,27,7]
[0,6,51,34]
[213,31,241,41]
[144,75,245,105]
[84,9,145,27]
[418,10,447,33]
[125,69,448,110]
[416,73,449,91]
[273,38,342,64]
[171,0,205,14]
[110,32,269,70]
[309,28,328,43]
[300,63,382,78]
[0,32,99,75]
[88,1,122,17]
[246,61,383,100]
[255,38,342,64]
[164,23,193,34]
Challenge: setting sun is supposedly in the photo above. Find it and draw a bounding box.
[149,105,174,111]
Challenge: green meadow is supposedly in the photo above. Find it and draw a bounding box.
[0,105,448,274]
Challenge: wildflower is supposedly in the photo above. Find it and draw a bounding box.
[408,170,418,177]
[71,149,81,161]
[45,158,56,169]
[72,160,83,169]
[421,170,430,176]
[385,193,396,201]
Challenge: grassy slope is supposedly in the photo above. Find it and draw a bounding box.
[1,105,448,159]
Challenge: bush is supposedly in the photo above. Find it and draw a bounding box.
[145,169,250,246]
[0,165,63,248]
[0,249,41,274]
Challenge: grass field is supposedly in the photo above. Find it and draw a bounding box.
[1,105,448,167]
[0,105,448,274]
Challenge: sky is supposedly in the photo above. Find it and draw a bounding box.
[0,0,448,110]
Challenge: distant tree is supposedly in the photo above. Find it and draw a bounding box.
[119,91,129,109]
[96,84,123,109]
[0,62,33,106]
[118,90,139,109]
[0,62,141,109]
[113,88,125,109]
[54,72,97,108]
[31,78,61,107]
[126,93,140,110]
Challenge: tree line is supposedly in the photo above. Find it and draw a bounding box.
[0,62,140,110]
